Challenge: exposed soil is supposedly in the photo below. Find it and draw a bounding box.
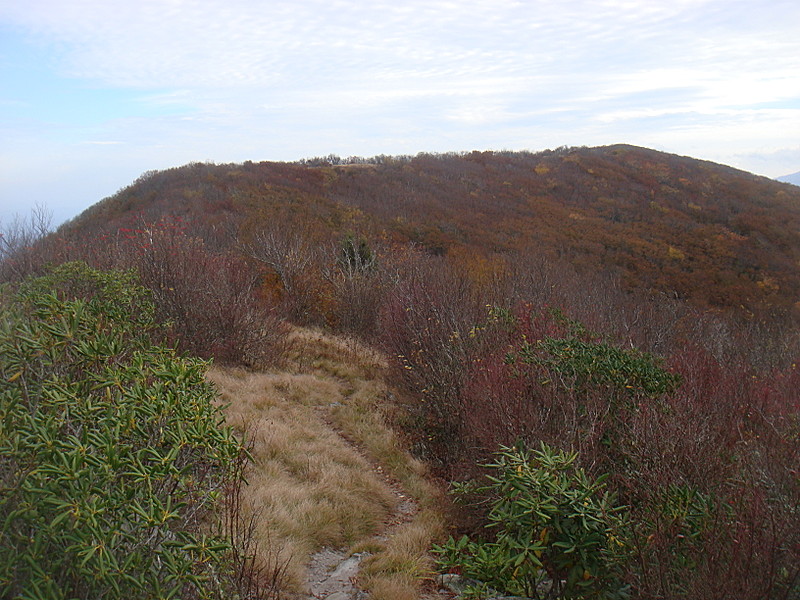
[304,548,366,600]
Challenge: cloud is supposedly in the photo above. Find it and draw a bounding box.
[3,0,797,123]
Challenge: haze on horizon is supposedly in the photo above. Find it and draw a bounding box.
[1,0,799,226]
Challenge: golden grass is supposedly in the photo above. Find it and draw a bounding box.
[208,326,447,599]
[324,342,448,599]
[286,327,387,382]
[361,572,419,600]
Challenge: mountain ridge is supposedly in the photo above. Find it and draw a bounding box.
[777,170,800,186]
[62,144,800,315]
[7,144,798,600]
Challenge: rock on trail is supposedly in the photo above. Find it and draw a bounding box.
[305,548,367,600]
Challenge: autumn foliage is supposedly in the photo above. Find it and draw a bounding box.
[2,145,799,598]
[379,268,798,598]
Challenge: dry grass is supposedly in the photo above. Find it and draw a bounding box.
[361,573,419,600]
[286,327,387,382]
[331,399,447,599]
[322,338,448,599]
[208,326,447,599]
[208,366,395,591]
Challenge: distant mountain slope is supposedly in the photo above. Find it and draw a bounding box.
[777,171,800,186]
[64,145,800,314]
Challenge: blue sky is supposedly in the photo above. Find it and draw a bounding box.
[1,0,799,226]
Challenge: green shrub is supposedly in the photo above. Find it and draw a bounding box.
[510,335,681,400]
[0,263,243,599]
[436,443,629,599]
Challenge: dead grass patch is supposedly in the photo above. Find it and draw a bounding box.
[208,325,447,599]
[326,364,448,599]
[286,327,387,381]
[361,572,419,600]
[208,365,396,592]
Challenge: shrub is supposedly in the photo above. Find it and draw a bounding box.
[112,220,290,367]
[0,263,245,599]
[451,305,681,477]
[379,255,491,465]
[435,443,629,599]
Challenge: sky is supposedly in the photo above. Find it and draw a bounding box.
[1,0,799,227]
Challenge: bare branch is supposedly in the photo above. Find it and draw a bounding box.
[0,204,53,280]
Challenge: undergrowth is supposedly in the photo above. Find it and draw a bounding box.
[0,263,248,599]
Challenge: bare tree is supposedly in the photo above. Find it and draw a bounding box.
[238,222,328,323]
[240,227,315,296]
[0,204,53,281]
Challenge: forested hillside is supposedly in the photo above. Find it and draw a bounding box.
[64,144,800,315]
[2,145,798,599]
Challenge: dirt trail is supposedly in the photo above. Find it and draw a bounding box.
[302,494,419,600]
[211,328,447,600]
[301,404,421,600]
[305,548,366,600]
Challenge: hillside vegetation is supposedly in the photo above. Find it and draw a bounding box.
[1,145,799,599]
[62,144,800,315]
[0,264,249,599]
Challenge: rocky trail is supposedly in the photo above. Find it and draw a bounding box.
[303,491,418,599]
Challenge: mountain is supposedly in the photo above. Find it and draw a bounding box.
[777,170,800,186]
[63,144,800,315]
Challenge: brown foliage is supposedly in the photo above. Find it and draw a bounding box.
[112,219,289,367]
[59,145,800,317]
